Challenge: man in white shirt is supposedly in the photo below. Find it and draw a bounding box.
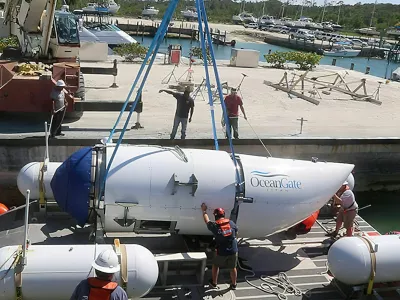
[50,80,68,138]
[327,181,358,237]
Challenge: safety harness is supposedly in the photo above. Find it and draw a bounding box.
[215,218,233,237]
[87,278,118,300]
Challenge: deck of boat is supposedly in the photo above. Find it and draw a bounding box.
[140,215,380,300]
[0,209,381,300]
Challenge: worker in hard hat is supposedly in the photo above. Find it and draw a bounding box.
[201,203,238,290]
[326,181,359,238]
[50,79,68,138]
[70,249,128,300]
[159,86,194,140]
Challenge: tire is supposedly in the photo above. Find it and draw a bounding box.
[64,71,85,123]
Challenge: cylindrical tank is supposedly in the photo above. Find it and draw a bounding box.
[0,244,158,300]
[17,162,61,199]
[328,235,400,285]
[0,203,8,215]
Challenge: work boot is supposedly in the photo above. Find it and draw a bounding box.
[208,279,217,289]
[325,231,338,237]
[131,122,144,130]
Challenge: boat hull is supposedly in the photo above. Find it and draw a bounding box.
[323,50,360,57]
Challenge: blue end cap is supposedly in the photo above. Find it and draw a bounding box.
[50,147,92,226]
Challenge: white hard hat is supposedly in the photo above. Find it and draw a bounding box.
[92,249,120,274]
[56,80,66,87]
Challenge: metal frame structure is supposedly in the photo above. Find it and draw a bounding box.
[264,71,383,106]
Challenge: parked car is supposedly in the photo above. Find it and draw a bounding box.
[244,22,259,29]
[270,25,290,34]
[261,24,275,31]
[291,29,315,41]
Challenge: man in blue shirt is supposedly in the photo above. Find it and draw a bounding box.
[201,203,238,290]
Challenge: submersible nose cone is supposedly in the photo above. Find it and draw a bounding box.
[50,147,93,226]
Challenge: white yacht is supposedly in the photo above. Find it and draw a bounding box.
[181,7,198,20]
[232,12,257,24]
[82,1,120,15]
[142,6,159,18]
[357,27,380,35]
[73,11,136,48]
[258,15,277,26]
[323,45,361,57]
[321,22,334,32]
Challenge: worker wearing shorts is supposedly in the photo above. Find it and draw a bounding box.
[327,181,358,237]
[200,203,238,290]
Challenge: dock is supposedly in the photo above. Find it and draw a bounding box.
[116,21,229,43]
[0,61,400,196]
[0,203,386,300]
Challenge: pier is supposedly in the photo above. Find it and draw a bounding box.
[0,199,388,300]
[117,21,228,43]
[0,61,400,206]
[262,34,387,58]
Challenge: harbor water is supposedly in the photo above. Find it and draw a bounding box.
[132,36,400,79]
[356,191,400,234]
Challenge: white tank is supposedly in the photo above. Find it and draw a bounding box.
[0,244,158,300]
[328,235,400,285]
[17,162,61,199]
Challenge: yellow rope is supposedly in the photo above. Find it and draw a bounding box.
[357,236,376,295]
[38,162,45,208]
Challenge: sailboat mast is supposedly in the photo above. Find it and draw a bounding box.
[300,0,304,17]
[369,0,377,28]
[321,0,326,23]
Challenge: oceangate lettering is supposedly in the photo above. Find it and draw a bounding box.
[250,177,302,190]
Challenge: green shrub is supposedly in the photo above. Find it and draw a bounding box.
[264,51,288,69]
[264,51,322,70]
[189,46,212,64]
[0,36,19,52]
[113,43,149,61]
[288,52,322,70]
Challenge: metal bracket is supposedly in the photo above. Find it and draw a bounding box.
[171,173,198,196]
[113,202,138,227]
[236,194,254,204]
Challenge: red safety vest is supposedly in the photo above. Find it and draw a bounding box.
[216,218,233,237]
[87,278,118,300]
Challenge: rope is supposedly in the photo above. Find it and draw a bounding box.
[0,249,22,281]
[98,0,179,202]
[198,0,241,189]
[239,116,273,157]
[195,0,219,151]
[107,8,172,144]
[237,258,305,300]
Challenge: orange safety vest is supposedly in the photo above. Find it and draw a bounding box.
[216,218,233,237]
[293,210,320,235]
[87,278,118,300]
